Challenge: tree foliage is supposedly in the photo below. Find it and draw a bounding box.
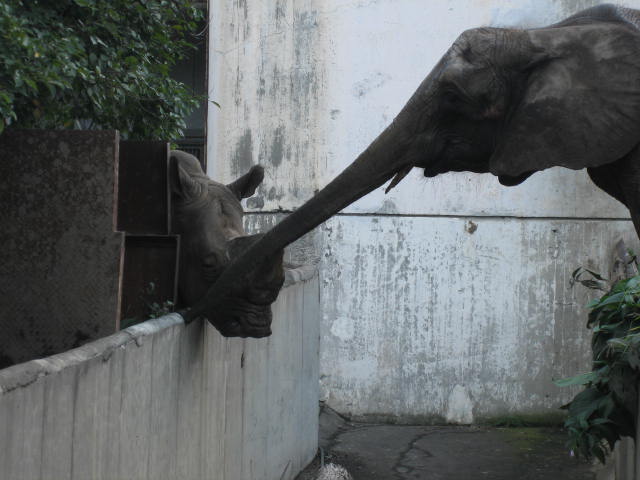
[0,0,204,139]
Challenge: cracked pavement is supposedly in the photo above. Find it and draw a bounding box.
[297,407,602,480]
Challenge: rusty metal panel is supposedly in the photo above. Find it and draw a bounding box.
[175,130,206,170]
[117,141,170,234]
[120,235,179,327]
[0,130,124,368]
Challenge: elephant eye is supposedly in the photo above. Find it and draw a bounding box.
[443,90,457,102]
[440,87,465,111]
[461,46,474,63]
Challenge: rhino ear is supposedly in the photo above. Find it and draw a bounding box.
[227,165,264,200]
[169,153,203,200]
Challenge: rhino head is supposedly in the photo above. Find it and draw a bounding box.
[170,150,284,338]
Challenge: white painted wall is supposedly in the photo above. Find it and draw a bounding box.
[209,0,640,421]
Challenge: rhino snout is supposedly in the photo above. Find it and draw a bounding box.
[213,301,273,338]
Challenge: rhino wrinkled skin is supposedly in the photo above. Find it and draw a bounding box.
[169,150,284,338]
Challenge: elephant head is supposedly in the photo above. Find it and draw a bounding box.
[170,150,284,337]
[185,5,640,326]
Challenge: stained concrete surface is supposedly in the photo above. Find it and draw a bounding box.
[209,0,640,423]
[297,407,600,480]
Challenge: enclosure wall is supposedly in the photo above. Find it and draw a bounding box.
[208,0,640,421]
[0,274,320,480]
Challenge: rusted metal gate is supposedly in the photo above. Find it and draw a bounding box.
[118,140,179,325]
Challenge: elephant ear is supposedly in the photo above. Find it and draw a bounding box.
[490,22,640,184]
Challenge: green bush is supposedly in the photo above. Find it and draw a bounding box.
[558,271,640,463]
[0,0,203,139]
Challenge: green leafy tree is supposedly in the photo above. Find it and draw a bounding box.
[0,0,204,139]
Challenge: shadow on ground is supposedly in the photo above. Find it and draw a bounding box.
[297,406,603,480]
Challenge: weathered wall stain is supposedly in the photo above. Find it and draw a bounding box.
[466,220,478,234]
[275,0,287,26]
[267,186,279,201]
[553,0,600,16]
[270,125,286,167]
[232,129,254,176]
[210,0,326,211]
[352,72,391,99]
[246,195,265,209]
[378,199,398,214]
[269,65,281,99]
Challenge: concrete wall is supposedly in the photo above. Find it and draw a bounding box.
[614,383,640,480]
[208,0,640,421]
[0,271,320,480]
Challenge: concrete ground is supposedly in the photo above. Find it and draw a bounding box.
[297,407,604,480]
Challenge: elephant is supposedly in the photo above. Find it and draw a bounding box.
[169,150,284,337]
[183,4,640,332]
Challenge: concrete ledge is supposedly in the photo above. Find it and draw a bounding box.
[0,266,318,395]
[0,313,184,395]
[284,264,318,287]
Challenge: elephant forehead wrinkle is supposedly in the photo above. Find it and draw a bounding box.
[456,27,507,58]
[441,58,466,78]
[590,28,640,62]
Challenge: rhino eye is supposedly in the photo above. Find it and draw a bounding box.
[202,254,226,281]
[203,257,217,268]
[202,252,225,269]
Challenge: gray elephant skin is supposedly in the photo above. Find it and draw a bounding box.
[169,150,284,337]
[189,4,640,332]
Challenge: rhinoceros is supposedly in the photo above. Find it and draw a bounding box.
[169,150,284,338]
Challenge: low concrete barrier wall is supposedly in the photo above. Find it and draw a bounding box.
[595,390,640,480]
[610,391,640,480]
[613,438,635,480]
[0,269,319,480]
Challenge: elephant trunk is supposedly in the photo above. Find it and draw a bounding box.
[183,113,415,322]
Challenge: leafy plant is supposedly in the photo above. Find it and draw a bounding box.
[0,0,203,139]
[121,282,175,329]
[557,271,640,463]
[569,267,608,291]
